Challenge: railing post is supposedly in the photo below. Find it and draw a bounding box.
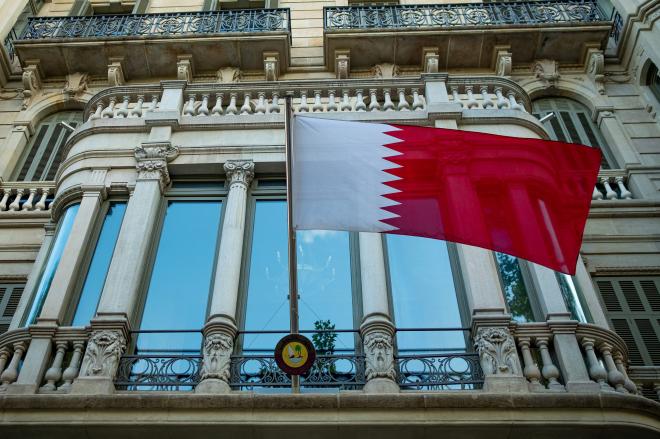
[5,325,56,394]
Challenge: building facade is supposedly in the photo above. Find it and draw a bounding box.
[0,0,658,437]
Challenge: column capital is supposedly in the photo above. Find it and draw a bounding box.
[134,141,179,189]
[223,160,255,189]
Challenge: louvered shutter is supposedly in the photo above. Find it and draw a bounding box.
[0,284,25,334]
[595,277,660,366]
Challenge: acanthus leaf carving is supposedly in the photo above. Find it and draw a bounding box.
[134,142,179,186]
[63,72,89,97]
[533,60,560,87]
[474,327,521,376]
[79,330,126,379]
[364,330,396,381]
[371,62,400,79]
[21,62,43,110]
[108,57,126,87]
[586,49,606,95]
[217,67,241,84]
[200,333,234,382]
[224,160,255,188]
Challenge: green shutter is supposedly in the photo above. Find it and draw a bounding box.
[0,284,25,334]
[595,277,660,367]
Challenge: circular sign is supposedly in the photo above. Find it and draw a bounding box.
[274,334,316,376]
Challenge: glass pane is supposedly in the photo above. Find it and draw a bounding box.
[495,252,535,323]
[71,202,126,326]
[557,273,590,323]
[136,201,222,354]
[25,203,80,325]
[387,235,465,353]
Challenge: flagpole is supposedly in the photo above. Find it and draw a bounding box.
[284,95,301,393]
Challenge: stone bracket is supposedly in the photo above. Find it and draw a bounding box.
[216,66,241,83]
[177,55,194,82]
[493,46,512,77]
[263,51,280,81]
[335,49,350,80]
[422,47,439,74]
[108,57,126,86]
[21,60,43,109]
[585,47,605,95]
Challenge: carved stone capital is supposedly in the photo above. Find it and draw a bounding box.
[108,57,125,86]
[335,50,350,80]
[363,329,396,381]
[78,330,126,379]
[263,51,280,82]
[134,142,179,187]
[177,55,194,82]
[474,327,521,376]
[200,332,234,382]
[224,160,255,189]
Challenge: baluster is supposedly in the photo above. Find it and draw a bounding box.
[354,89,367,112]
[340,89,352,112]
[601,177,618,200]
[507,91,525,111]
[326,90,338,112]
[312,90,323,112]
[465,86,479,109]
[411,88,424,111]
[615,176,632,199]
[0,190,10,211]
[518,337,543,390]
[146,95,159,115]
[240,92,252,115]
[480,86,495,109]
[101,97,116,118]
[382,88,395,112]
[298,90,309,113]
[613,352,638,394]
[396,88,410,111]
[593,185,604,200]
[581,337,611,390]
[599,343,626,393]
[211,93,224,116]
[0,342,27,388]
[494,87,509,109]
[89,102,104,120]
[198,94,210,117]
[22,188,37,211]
[59,341,85,391]
[129,95,144,118]
[41,341,68,391]
[451,86,464,108]
[226,93,238,115]
[9,189,23,211]
[253,92,266,114]
[535,337,564,391]
[269,91,280,114]
[368,89,380,111]
[115,96,130,118]
[0,348,9,377]
[184,94,196,116]
[35,188,49,211]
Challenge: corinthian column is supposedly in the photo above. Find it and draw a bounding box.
[196,160,254,394]
[72,141,178,395]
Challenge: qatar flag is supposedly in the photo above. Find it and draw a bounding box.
[291,116,601,275]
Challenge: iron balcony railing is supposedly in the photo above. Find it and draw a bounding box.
[324,0,609,31]
[18,9,290,41]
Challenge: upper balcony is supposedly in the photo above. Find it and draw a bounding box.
[13,9,291,80]
[323,0,613,73]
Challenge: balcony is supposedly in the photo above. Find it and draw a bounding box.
[13,9,291,80]
[323,0,613,73]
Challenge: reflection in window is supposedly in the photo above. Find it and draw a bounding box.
[71,202,126,326]
[495,252,535,323]
[386,236,465,353]
[25,203,79,325]
[135,201,222,354]
[556,273,590,323]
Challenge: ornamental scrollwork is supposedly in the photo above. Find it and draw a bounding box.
[474,327,521,376]
[134,142,179,185]
[224,160,255,188]
[364,331,396,381]
[200,333,234,382]
[79,330,126,378]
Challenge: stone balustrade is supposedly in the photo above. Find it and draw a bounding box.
[0,328,30,390]
[512,321,637,394]
[0,182,55,213]
[86,89,161,121]
[447,77,530,113]
[593,170,633,200]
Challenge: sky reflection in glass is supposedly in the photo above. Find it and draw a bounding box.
[495,253,535,323]
[136,201,222,354]
[386,235,465,353]
[71,202,126,326]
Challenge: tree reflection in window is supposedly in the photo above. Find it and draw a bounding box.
[494,252,535,323]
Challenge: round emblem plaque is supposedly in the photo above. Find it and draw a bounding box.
[274,334,316,376]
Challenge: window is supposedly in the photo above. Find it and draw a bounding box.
[533,98,614,168]
[13,111,82,182]
[70,0,149,15]
[204,0,270,10]
[594,277,660,366]
[556,273,590,323]
[70,202,127,326]
[0,284,25,334]
[646,62,660,104]
[24,203,79,325]
[494,252,536,323]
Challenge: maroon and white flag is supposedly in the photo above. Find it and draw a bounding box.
[291,116,601,275]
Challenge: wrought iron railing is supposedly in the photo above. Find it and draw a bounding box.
[3,28,18,62]
[18,9,290,41]
[324,0,609,30]
[610,9,623,44]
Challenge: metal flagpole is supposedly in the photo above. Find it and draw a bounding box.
[284,95,301,393]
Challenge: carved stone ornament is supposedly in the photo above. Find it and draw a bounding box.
[263,52,279,82]
[108,58,125,86]
[79,330,126,378]
[533,60,560,86]
[371,63,400,79]
[21,62,42,109]
[134,142,179,185]
[216,67,241,84]
[496,50,512,77]
[474,327,521,376]
[224,160,255,188]
[587,49,605,95]
[335,50,350,80]
[200,333,233,382]
[63,72,89,97]
[422,47,439,74]
[177,56,193,82]
[364,331,396,381]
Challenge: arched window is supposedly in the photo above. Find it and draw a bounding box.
[533,97,613,169]
[645,61,660,103]
[13,111,83,181]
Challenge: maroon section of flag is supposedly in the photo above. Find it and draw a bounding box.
[379,125,601,275]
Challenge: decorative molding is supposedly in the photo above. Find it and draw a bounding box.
[364,330,396,381]
[586,48,605,95]
[263,52,279,82]
[200,333,233,382]
[216,67,241,84]
[177,55,194,82]
[107,58,126,87]
[474,327,521,376]
[532,59,560,87]
[21,61,43,110]
[134,142,179,188]
[422,47,439,74]
[78,330,126,379]
[335,50,350,80]
[495,48,512,77]
[371,63,400,79]
[223,160,255,189]
[63,72,89,97]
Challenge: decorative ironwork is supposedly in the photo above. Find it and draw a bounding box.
[3,28,18,62]
[230,353,366,390]
[324,0,608,31]
[18,9,290,41]
[396,353,484,390]
[610,10,623,44]
[115,354,202,391]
